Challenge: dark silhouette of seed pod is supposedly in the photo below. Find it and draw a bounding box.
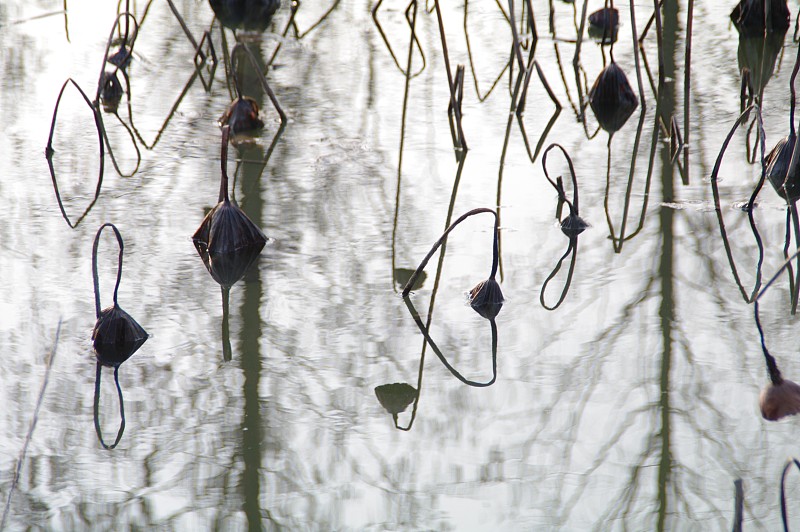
[219,97,264,134]
[99,71,124,114]
[93,305,148,367]
[766,135,800,201]
[209,0,281,32]
[589,62,639,134]
[375,383,418,416]
[731,0,789,35]
[588,7,619,43]
[193,126,267,255]
[760,379,800,421]
[560,213,589,237]
[469,278,504,320]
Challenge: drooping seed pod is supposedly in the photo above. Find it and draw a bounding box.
[765,134,800,201]
[192,125,268,255]
[760,379,800,421]
[468,278,504,320]
[730,0,789,35]
[209,0,281,32]
[589,62,639,134]
[219,97,265,134]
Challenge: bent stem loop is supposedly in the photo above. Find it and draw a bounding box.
[401,208,499,297]
[542,143,580,216]
[47,79,106,229]
[92,223,125,318]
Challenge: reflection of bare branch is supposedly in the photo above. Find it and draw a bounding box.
[293,0,342,39]
[463,0,509,102]
[604,109,655,253]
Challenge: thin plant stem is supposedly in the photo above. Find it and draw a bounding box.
[402,208,499,297]
[0,321,62,528]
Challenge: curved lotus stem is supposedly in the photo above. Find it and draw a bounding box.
[402,208,499,297]
[92,224,125,318]
[542,143,580,216]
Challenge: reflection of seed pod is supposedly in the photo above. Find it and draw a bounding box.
[100,71,124,114]
[560,214,589,237]
[209,0,281,32]
[469,278,504,320]
[219,97,264,134]
[766,135,800,201]
[588,8,619,43]
[395,268,427,291]
[760,379,800,421]
[195,239,265,287]
[375,383,418,415]
[731,0,789,34]
[738,30,786,96]
[93,305,148,367]
[589,63,639,134]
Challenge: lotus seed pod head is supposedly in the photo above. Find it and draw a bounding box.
[759,379,800,421]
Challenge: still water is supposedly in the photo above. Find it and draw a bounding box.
[1,0,800,529]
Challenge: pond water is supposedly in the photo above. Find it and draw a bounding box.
[2,0,800,529]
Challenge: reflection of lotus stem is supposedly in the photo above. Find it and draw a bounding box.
[92,223,125,318]
[753,247,800,383]
[93,361,126,450]
[402,208,499,297]
[402,297,498,387]
[46,79,106,229]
